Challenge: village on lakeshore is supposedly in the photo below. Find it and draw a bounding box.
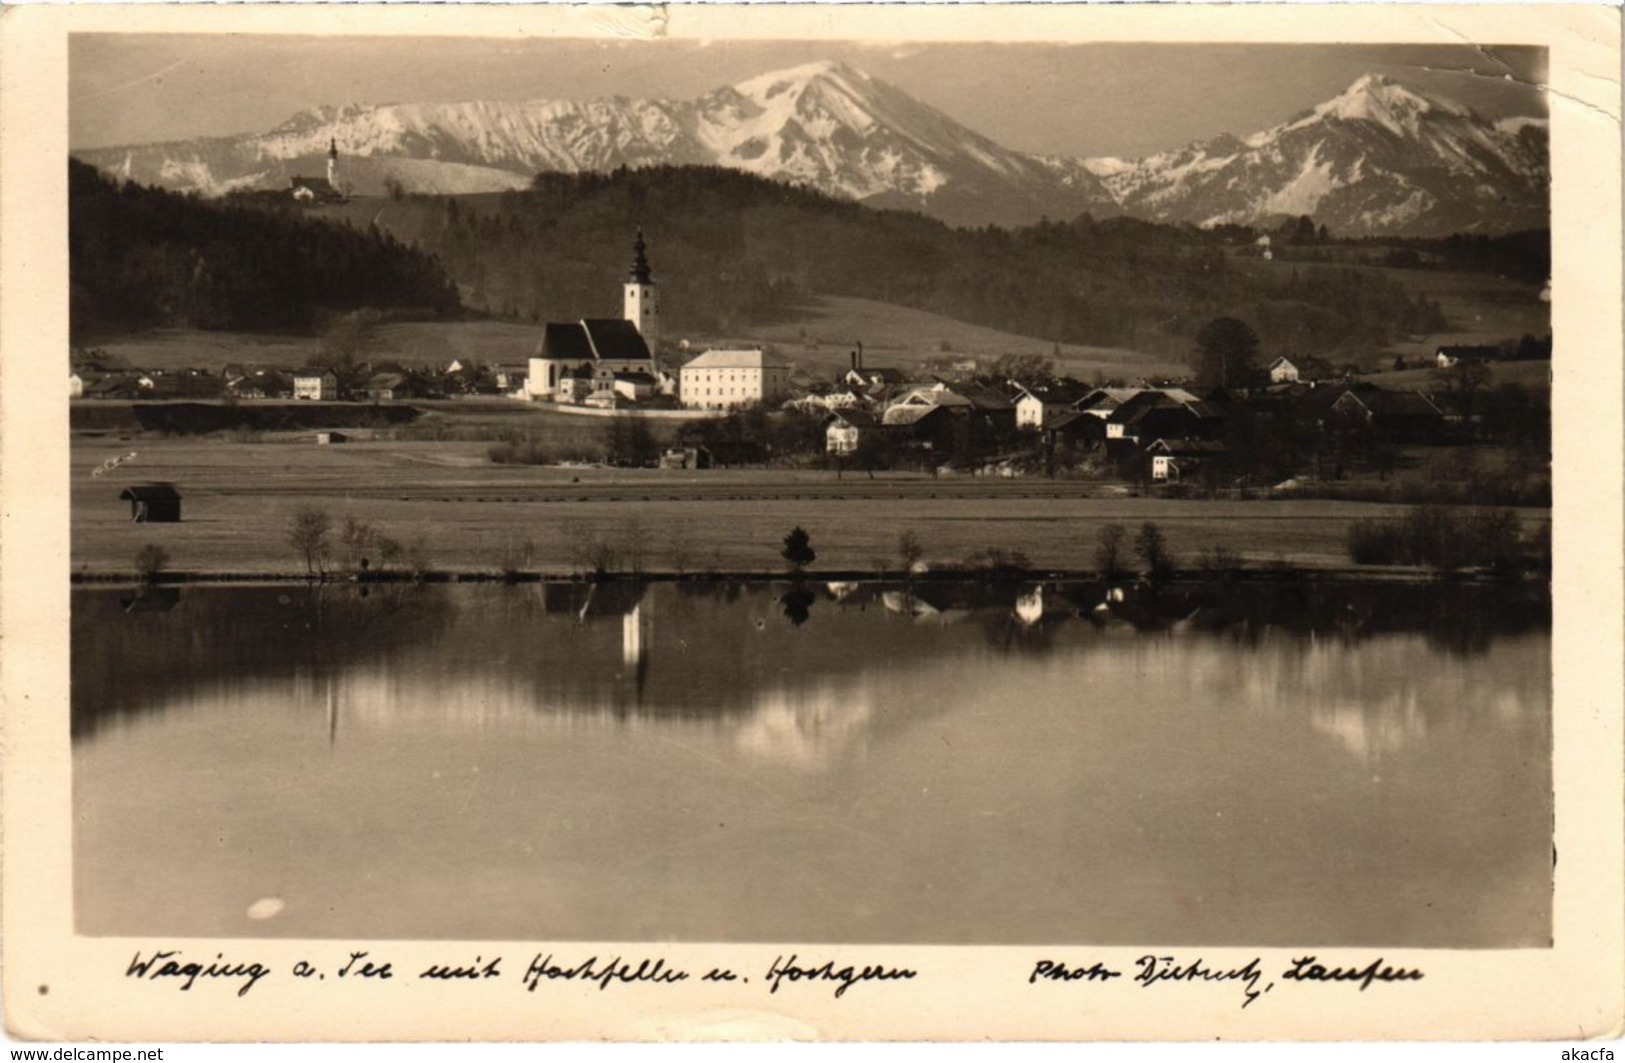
[70,218,1550,492]
[66,62,1553,581]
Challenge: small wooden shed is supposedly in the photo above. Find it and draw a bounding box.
[120,483,182,523]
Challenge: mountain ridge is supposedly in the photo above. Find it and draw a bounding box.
[74,63,1546,236]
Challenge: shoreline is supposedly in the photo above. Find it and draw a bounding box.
[78,565,1549,587]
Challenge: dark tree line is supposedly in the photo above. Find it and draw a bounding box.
[69,159,460,338]
[389,165,1445,358]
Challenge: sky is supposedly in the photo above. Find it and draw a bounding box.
[70,36,1548,160]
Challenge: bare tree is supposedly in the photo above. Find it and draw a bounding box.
[1094,523,1128,580]
[1134,521,1175,588]
[288,506,333,579]
[339,515,378,573]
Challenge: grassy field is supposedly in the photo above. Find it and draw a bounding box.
[742,295,1182,379]
[73,434,1549,579]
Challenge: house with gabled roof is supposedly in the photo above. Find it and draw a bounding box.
[1013,379,1092,430]
[1147,438,1228,482]
[1268,356,1302,383]
[1039,408,1106,451]
[1329,386,1444,442]
[825,407,880,454]
[1074,387,1141,420]
[882,403,958,452]
[1105,390,1214,449]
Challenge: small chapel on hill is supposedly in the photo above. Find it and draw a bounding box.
[525,231,666,404]
[291,138,346,204]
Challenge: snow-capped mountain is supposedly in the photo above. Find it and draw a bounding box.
[75,61,1114,228]
[74,66,1545,236]
[1097,74,1549,236]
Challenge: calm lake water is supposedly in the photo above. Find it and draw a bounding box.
[73,579,1551,947]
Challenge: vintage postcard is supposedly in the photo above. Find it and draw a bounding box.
[2,1,1621,1046]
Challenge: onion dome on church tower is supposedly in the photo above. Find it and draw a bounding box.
[629,228,653,285]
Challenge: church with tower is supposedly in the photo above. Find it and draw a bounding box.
[525,230,666,404]
[290,138,346,203]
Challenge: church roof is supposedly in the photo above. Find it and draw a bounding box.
[582,319,653,362]
[537,323,595,362]
[537,319,654,364]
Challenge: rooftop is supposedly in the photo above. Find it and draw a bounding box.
[684,348,789,370]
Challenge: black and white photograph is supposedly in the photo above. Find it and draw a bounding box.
[2,2,1621,1047]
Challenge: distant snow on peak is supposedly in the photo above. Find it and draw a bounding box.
[72,63,1546,237]
[1078,156,1134,177]
[1495,114,1548,136]
[1094,73,1546,236]
[730,59,866,100]
[1315,72,1470,136]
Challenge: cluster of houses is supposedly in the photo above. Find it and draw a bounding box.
[799,354,1459,482]
[69,357,527,403]
[69,226,1523,486]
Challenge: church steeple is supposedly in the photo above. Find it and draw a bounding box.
[629,228,653,285]
[623,228,659,347]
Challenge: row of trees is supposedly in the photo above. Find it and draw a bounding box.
[155,505,1535,584]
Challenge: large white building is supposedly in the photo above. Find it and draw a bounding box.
[292,367,339,401]
[526,230,661,402]
[679,348,791,411]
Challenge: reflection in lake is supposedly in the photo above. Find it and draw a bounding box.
[73,580,1551,946]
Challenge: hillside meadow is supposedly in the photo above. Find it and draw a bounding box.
[84,296,1184,380]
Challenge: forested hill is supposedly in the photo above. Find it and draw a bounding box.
[69,158,460,338]
[323,165,1452,358]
